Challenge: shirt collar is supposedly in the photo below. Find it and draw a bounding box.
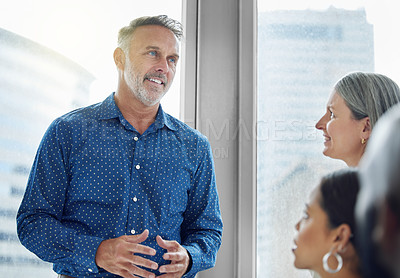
[98,93,177,131]
[98,93,120,120]
[154,104,177,131]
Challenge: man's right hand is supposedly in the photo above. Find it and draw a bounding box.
[95,229,158,278]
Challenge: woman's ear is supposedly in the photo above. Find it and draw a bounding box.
[361,117,372,141]
[113,47,125,70]
[333,224,353,252]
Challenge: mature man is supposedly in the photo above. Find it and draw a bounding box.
[356,103,400,278]
[17,15,223,278]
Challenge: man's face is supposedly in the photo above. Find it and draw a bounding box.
[123,25,179,106]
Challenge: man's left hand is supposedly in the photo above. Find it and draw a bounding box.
[156,235,191,277]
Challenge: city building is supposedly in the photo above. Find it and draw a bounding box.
[257,7,374,277]
[0,28,94,277]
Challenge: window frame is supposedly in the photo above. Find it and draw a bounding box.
[181,1,257,277]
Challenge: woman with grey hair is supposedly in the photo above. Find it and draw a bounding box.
[315,72,400,167]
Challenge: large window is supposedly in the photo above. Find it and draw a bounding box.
[257,1,400,277]
[3,1,400,277]
[0,1,182,276]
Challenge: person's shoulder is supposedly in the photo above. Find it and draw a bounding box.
[56,101,102,123]
[49,102,103,132]
[165,113,209,143]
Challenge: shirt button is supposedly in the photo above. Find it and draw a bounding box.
[131,229,136,234]
[134,136,139,141]
[88,268,93,272]
[135,165,140,170]
[133,196,138,202]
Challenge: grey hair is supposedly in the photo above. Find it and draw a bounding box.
[117,15,183,53]
[334,72,400,128]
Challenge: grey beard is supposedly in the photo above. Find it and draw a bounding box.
[136,87,166,106]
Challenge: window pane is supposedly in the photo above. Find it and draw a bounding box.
[0,1,182,276]
[257,1,400,277]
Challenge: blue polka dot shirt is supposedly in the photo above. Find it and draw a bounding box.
[16,93,223,277]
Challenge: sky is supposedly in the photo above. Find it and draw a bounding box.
[258,0,366,11]
[258,0,400,84]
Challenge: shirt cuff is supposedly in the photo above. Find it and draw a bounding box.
[73,234,104,274]
[182,245,200,278]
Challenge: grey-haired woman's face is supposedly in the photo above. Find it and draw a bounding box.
[315,91,367,166]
